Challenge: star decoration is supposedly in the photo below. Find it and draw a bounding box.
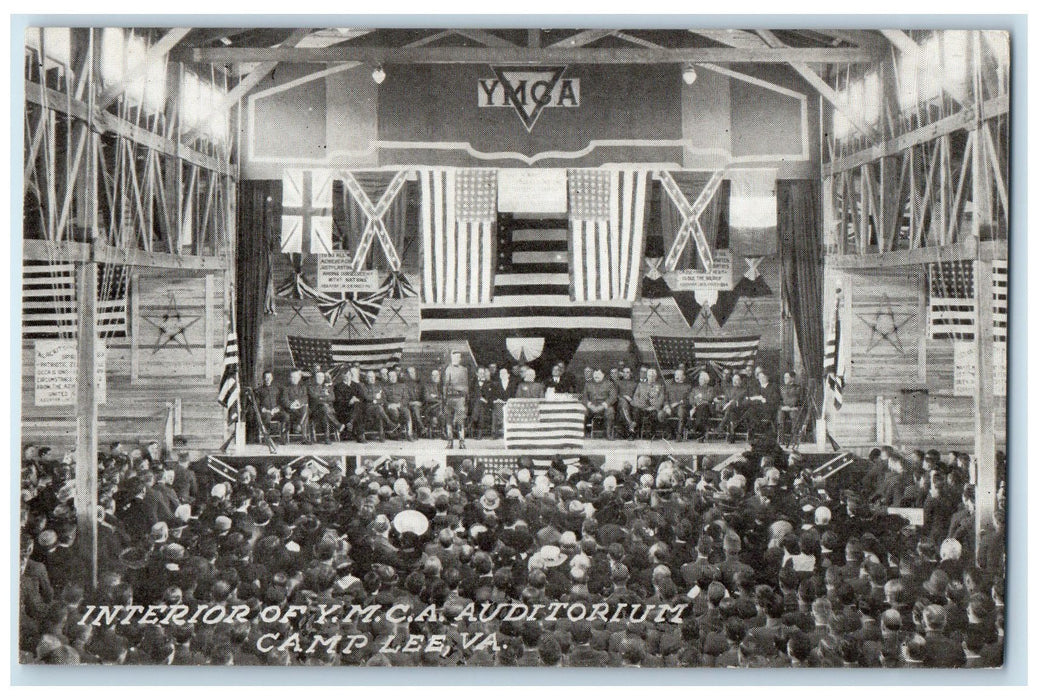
[143,293,202,354]
[856,295,917,354]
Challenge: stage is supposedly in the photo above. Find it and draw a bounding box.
[228,436,827,460]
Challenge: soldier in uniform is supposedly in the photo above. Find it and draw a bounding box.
[631,367,666,438]
[384,369,416,441]
[279,369,309,436]
[718,372,751,442]
[308,371,343,442]
[615,366,638,438]
[442,351,470,449]
[688,371,718,441]
[363,370,395,441]
[404,366,425,437]
[254,371,282,434]
[582,368,617,439]
[663,368,692,440]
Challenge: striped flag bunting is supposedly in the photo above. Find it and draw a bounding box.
[928,260,1008,342]
[207,454,239,481]
[206,454,332,482]
[287,335,405,373]
[315,291,386,329]
[22,261,127,339]
[504,398,586,451]
[824,307,845,410]
[568,169,648,302]
[420,168,497,305]
[217,317,240,425]
[378,270,418,299]
[691,335,760,369]
[419,217,633,341]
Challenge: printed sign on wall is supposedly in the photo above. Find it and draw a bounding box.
[666,250,735,292]
[953,341,1006,398]
[35,340,107,407]
[497,169,568,213]
[317,253,378,293]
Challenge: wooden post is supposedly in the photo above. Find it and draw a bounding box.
[75,259,99,590]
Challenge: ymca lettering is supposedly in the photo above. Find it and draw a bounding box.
[478,66,580,131]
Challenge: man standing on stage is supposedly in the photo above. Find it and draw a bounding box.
[443,351,470,449]
[280,369,309,436]
[582,368,617,439]
[515,367,545,399]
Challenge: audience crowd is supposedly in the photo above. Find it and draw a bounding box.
[20,438,1006,667]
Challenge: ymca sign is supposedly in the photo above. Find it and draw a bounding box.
[478,66,580,131]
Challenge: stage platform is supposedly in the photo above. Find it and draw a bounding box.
[229,437,827,460]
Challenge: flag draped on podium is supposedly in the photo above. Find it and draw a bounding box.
[504,398,586,451]
[568,169,649,302]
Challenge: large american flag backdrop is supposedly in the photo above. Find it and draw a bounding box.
[504,398,587,451]
[286,335,405,373]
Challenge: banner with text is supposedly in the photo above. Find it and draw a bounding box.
[35,340,107,407]
[665,250,735,292]
[317,253,379,293]
[953,341,1006,398]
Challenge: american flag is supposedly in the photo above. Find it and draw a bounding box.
[22,261,127,339]
[928,260,1008,341]
[568,169,649,302]
[420,168,497,305]
[287,335,404,373]
[217,317,240,425]
[692,335,760,369]
[504,398,586,451]
[650,336,696,372]
[824,307,845,410]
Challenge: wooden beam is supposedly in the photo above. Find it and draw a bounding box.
[756,29,871,136]
[182,44,876,64]
[689,29,768,48]
[826,238,1006,268]
[98,28,191,109]
[823,93,1010,175]
[879,29,921,56]
[527,29,542,49]
[453,29,517,48]
[75,261,99,590]
[26,80,234,176]
[218,28,312,112]
[547,29,615,48]
[23,239,229,271]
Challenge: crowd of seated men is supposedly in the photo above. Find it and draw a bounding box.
[249,357,806,446]
[19,434,1005,667]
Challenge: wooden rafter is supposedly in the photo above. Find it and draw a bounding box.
[547,29,615,48]
[452,29,516,48]
[98,28,191,110]
[182,44,876,64]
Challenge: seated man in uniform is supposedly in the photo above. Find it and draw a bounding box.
[254,371,283,434]
[308,371,343,442]
[514,368,545,399]
[334,365,367,443]
[582,368,617,439]
[442,351,470,449]
[420,369,444,438]
[279,369,309,437]
[362,370,395,441]
[777,371,803,440]
[662,368,692,440]
[631,368,666,438]
[615,366,638,438]
[688,371,718,441]
[384,369,416,441]
[717,372,751,442]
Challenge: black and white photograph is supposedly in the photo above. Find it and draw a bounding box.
[15,21,1014,673]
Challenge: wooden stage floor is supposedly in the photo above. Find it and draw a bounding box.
[229,436,826,459]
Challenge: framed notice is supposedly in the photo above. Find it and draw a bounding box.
[317,253,378,293]
[497,169,568,214]
[953,340,1006,398]
[666,250,734,291]
[34,340,106,407]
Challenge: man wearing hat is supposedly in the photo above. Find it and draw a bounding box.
[442,351,470,449]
